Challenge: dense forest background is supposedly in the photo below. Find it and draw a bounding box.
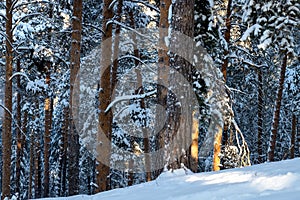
[0,0,299,199]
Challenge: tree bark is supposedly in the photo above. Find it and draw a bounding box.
[68,0,83,195]
[96,0,114,193]
[168,0,194,171]
[268,52,288,162]
[154,0,171,178]
[257,69,263,163]
[15,59,22,197]
[61,107,69,196]
[291,114,296,159]
[43,63,53,197]
[2,0,13,198]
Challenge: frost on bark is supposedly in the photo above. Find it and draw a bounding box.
[2,0,13,199]
[268,52,288,162]
[68,0,83,195]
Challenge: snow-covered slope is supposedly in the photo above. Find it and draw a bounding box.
[43,158,300,200]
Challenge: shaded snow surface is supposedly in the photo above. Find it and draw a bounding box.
[42,158,300,200]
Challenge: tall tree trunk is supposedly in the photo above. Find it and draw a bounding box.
[268,52,288,162]
[96,0,114,193]
[154,0,171,178]
[257,69,263,163]
[68,0,83,195]
[15,60,22,197]
[34,121,42,198]
[28,125,34,199]
[2,0,13,199]
[291,114,296,159]
[168,0,194,171]
[43,63,53,197]
[61,107,69,196]
[213,0,232,171]
[43,2,54,196]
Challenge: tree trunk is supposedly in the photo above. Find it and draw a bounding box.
[61,107,69,196]
[213,0,233,171]
[68,0,83,196]
[34,122,42,198]
[28,126,34,199]
[154,0,171,178]
[257,69,263,163]
[2,0,13,198]
[189,111,199,172]
[15,59,22,197]
[96,0,114,193]
[168,0,194,171]
[291,114,296,159]
[43,63,52,197]
[268,52,288,162]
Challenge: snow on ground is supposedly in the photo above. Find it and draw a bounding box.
[42,158,300,200]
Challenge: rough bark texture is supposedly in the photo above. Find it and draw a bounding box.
[96,0,114,193]
[152,0,172,178]
[257,69,263,163]
[2,0,13,198]
[190,111,199,172]
[168,0,195,171]
[43,63,52,197]
[68,0,83,195]
[15,60,22,197]
[61,107,69,196]
[291,114,296,159]
[268,52,288,162]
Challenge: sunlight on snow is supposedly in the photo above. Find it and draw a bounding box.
[250,172,297,192]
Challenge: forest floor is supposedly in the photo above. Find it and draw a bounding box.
[41,158,300,200]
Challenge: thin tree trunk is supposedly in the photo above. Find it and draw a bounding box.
[291,114,296,159]
[28,126,34,199]
[96,0,114,193]
[213,0,232,171]
[154,0,171,178]
[43,62,52,197]
[2,0,13,198]
[257,69,263,163]
[68,0,83,195]
[61,107,69,196]
[268,52,288,162]
[190,111,199,172]
[34,123,42,198]
[43,2,54,196]
[15,59,22,197]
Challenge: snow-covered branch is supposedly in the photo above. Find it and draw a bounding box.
[128,0,160,13]
[82,23,105,34]
[118,55,156,73]
[105,90,156,113]
[9,72,31,82]
[12,13,41,33]
[106,19,152,40]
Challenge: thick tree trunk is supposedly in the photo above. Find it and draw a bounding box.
[68,0,83,195]
[2,0,13,199]
[291,114,296,159]
[168,0,194,171]
[257,69,263,163]
[34,124,42,198]
[96,0,114,193]
[268,52,288,162]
